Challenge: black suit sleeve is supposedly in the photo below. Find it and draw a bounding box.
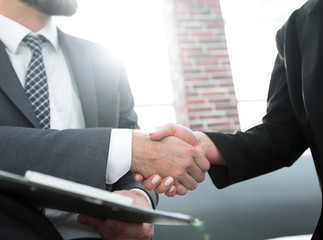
[206,14,307,189]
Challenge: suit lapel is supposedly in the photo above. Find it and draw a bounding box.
[57,29,98,127]
[0,41,40,128]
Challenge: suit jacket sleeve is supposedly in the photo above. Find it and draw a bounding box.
[0,126,112,190]
[205,11,308,189]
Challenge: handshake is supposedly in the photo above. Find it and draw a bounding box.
[130,123,226,196]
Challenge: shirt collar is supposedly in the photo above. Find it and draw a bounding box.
[0,14,59,53]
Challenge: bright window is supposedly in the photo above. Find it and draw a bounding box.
[220,0,307,130]
[55,0,175,131]
[55,0,308,132]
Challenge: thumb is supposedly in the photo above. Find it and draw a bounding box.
[150,123,197,146]
[149,125,172,141]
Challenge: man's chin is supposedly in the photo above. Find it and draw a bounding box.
[19,0,78,17]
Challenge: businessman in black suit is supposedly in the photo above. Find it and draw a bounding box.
[141,0,323,238]
[0,0,210,239]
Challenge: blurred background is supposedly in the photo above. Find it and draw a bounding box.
[55,0,321,239]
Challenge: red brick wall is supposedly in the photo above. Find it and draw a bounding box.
[163,0,240,133]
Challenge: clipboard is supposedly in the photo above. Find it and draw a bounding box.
[0,170,200,226]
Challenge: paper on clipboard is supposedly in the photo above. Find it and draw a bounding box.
[25,171,133,207]
[0,170,201,226]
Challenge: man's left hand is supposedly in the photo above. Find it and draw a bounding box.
[77,190,154,240]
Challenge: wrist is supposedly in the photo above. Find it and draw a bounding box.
[130,188,153,208]
[197,132,225,166]
[131,130,149,174]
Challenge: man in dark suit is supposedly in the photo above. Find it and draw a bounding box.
[0,0,210,239]
[142,0,323,238]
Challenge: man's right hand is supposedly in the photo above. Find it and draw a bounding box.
[149,123,224,165]
[131,130,210,195]
[132,123,226,195]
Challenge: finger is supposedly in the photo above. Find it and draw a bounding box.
[187,164,205,184]
[172,148,201,188]
[175,166,198,191]
[184,151,209,184]
[194,150,211,173]
[104,219,154,239]
[182,148,208,183]
[174,182,188,195]
[149,123,174,141]
[133,172,144,182]
[165,185,176,197]
[141,175,161,191]
[77,215,114,238]
[150,123,197,148]
[153,177,174,194]
[77,214,104,229]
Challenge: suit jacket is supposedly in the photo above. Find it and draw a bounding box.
[0,193,63,239]
[0,29,157,204]
[205,0,323,238]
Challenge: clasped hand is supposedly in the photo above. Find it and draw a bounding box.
[131,123,220,196]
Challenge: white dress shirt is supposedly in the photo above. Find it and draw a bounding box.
[0,14,134,239]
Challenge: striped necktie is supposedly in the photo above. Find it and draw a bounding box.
[23,35,50,129]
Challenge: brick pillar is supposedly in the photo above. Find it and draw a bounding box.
[163,0,240,133]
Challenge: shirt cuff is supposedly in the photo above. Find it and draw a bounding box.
[106,129,132,184]
[130,188,153,208]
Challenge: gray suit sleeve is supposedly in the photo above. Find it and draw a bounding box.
[0,126,111,190]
